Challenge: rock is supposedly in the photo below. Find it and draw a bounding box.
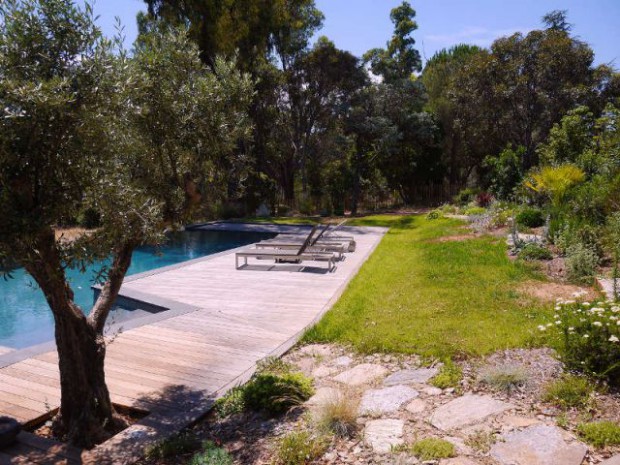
[490,425,587,465]
[312,365,339,378]
[501,415,541,430]
[440,458,481,465]
[359,385,419,416]
[298,344,333,357]
[420,386,443,396]
[306,387,342,406]
[444,436,473,455]
[406,398,428,414]
[0,416,20,448]
[332,355,354,367]
[363,419,404,453]
[333,364,388,386]
[430,395,514,431]
[600,456,620,465]
[384,368,439,386]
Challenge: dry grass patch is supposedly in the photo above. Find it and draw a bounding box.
[517,281,599,303]
[313,390,359,439]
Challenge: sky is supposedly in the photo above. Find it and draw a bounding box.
[90,0,619,67]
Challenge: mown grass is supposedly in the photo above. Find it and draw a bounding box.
[304,214,551,359]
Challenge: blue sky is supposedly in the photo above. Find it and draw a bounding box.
[90,0,619,67]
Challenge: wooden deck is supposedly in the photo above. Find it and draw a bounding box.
[0,224,386,464]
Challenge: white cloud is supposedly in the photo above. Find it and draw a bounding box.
[424,26,531,48]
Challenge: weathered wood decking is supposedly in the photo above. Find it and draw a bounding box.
[0,224,386,464]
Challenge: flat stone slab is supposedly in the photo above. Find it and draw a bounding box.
[332,363,388,386]
[298,344,334,357]
[312,365,339,378]
[597,277,618,301]
[600,456,620,465]
[383,367,439,386]
[364,419,404,453]
[440,458,481,465]
[359,385,419,415]
[306,387,342,406]
[490,425,587,465]
[331,355,354,366]
[430,395,514,431]
[405,398,428,414]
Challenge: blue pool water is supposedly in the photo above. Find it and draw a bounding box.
[0,230,274,350]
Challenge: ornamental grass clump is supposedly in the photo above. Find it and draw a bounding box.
[541,299,620,386]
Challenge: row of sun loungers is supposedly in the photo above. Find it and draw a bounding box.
[235,221,355,272]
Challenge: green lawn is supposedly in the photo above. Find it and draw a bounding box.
[303,214,552,359]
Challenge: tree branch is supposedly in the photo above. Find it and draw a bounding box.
[88,241,135,334]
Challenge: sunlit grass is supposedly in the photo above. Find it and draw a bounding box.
[304,214,551,359]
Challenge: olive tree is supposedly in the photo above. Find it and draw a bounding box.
[0,0,252,447]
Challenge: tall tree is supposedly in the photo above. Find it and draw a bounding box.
[363,1,422,83]
[422,44,484,184]
[0,0,251,446]
[143,0,324,208]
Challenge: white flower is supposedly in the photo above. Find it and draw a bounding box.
[538,325,547,331]
[582,302,590,306]
[555,320,562,325]
[609,336,619,343]
[568,327,575,331]
[583,334,590,338]
[593,321,603,327]
[612,306,619,313]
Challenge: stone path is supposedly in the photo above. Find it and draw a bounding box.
[285,343,620,465]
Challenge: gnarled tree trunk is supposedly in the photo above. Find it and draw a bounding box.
[24,228,134,448]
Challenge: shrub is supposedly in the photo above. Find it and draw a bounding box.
[454,188,480,206]
[214,386,245,418]
[515,207,545,228]
[272,430,329,465]
[426,210,441,220]
[189,441,233,465]
[243,371,314,415]
[542,300,620,386]
[411,438,456,460]
[518,243,553,261]
[565,243,600,284]
[577,421,620,448]
[314,391,358,439]
[463,206,486,216]
[479,365,528,393]
[489,202,515,228]
[430,363,462,389]
[146,432,199,459]
[476,192,494,208]
[542,375,594,409]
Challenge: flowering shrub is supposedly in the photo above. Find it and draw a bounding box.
[541,299,620,386]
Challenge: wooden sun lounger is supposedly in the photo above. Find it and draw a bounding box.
[259,222,356,252]
[254,241,346,259]
[235,225,337,271]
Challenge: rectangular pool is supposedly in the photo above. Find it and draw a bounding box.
[0,230,274,350]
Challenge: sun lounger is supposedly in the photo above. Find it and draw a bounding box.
[258,221,356,252]
[235,225,337,271]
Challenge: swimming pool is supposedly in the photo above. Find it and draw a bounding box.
[0,229,274,350]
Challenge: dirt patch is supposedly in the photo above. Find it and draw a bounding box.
[518,281,599,303]
[433,234,478,243]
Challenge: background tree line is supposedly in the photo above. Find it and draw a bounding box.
[145,1,619,215]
